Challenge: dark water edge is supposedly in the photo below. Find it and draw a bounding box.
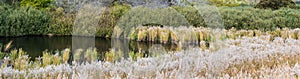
[0,36,192,59]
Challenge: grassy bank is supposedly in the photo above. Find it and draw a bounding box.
[1,34,300,78]
[0,3,300,37]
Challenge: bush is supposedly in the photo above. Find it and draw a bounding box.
[208,0,247,7]
[96,3,131,37]
[20,0,55,10]
[72,5,300,37]
[220,6,300,31]
[255,0,296,10]
[0,4,51,36]
[48,7,74,35]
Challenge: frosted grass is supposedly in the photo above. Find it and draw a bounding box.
[1,36,300,78]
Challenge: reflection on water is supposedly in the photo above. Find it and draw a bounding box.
[0,36,198,60]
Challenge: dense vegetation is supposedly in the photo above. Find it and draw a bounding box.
[255,0,296,10]
[0,0,299,37]
[0,4,51,36]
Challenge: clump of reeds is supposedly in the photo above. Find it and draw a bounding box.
[52,53,61,65]
[62,49,70,64]
[136,26,148,41]
[73,49,83,63]
[42,51,53,67]
[84,48,98,62]
[158,27,170,44]
[169,28,179,43]
[147,27,158,42]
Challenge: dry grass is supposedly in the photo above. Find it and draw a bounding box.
[0,28,300,78]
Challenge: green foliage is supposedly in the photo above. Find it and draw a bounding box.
[48,7,74,35]
[255,0,296,10]
[0,4,51,36]
[220,6,300,31]
[171,6,205,27]
[97,3,131,37]
[208,0,247,7]
[20,0,55,10]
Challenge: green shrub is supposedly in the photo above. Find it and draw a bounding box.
[48,7,74,35]
[20,0,55,10]
[220,6,300,31]
[255,0,296,10]
[0,4,51,36]
[208,0,247,7]
[96,3,131,37]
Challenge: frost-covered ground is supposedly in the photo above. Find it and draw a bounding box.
[1,36,300,79]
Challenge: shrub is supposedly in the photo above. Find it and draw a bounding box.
[220,6,300,31]
[0,4,51,36]
[208,0,247,7]
[48,7,74,35]
[96,3,131,37]
[20,0,55,10]
[255,0,296,10]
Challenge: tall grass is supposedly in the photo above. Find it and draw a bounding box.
[0,35,300,78]
[128,26,300,44]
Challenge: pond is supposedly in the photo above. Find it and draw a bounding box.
[0,36,199,60]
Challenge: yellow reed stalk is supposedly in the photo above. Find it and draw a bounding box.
[148,27,158,42]
[254,30,262,37]
[73,49,83,62]
[105,50,115,62]
[4,40,13,52]
[53,53,61,65]
[12,49,30,70]
[170,30,178,43]
[281,28,288,39]
[158,28,170,44]
[62,49,70,64]
[239,30,247,37]
[247,30,254,37]
[200,41,207,50]
[288,30,296,39]
[274,28,281,37]
[137,27,148,41]
[297,30,300,40]
[42,51,52,67]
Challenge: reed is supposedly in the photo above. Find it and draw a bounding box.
[254,30,262,37]
[297,30,300,40]
[200,41,207,51]
[84,48,98,62]
[42,51,52,67]
[73,49,83,63]
[105,49,115,62]
[0,35,300,78]
[147,27,158,42]
[281,28,289,39]
[158,27,170,44]
[52,53,61,65]
[62,49,70,64]
[169,29,179,43]
[136,26,148,41]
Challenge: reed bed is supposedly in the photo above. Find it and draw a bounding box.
[129,26,300,44]
[0,35,300,78]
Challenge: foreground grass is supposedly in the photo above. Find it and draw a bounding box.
[1,35,300,78]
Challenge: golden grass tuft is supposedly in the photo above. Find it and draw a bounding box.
[158,27,170,44]
[148,27,158,42]
[136,26,148,41]
[42,51,52,67]
[53,53,61,65]
[62,49,70,64]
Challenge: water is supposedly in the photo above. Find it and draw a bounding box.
[0,36,188,59]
